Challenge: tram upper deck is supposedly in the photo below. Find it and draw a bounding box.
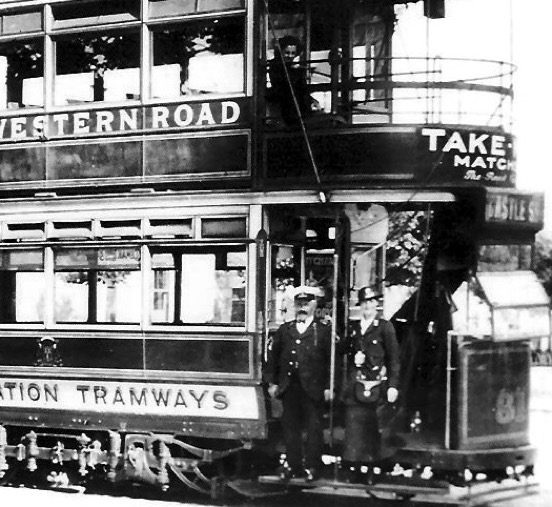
[0,0,515,196]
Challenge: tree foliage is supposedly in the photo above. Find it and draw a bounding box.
[385,211,429,287]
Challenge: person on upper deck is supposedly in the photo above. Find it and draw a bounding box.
[267,35,312,126]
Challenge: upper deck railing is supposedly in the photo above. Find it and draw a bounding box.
[266,55,515,131]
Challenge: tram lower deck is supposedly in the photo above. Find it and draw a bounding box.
[0,189,545,503]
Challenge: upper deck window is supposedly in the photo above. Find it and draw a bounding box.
[1,11,42,35]
[148,0,244,19]
[151,16,245,99]
[52,0,140,29]
[55,30,140,105]
[0,39,44,110]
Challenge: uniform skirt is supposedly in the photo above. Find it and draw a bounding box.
[343,403,381,463]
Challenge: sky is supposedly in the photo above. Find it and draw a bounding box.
[395,0,552,230]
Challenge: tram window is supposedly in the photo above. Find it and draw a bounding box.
[54,30,140,105]
[148,0,244,18]
[54,248,141,324]
[150,245,247,325]
[151,16,245,99]
[201,217,247,238]
[0,250,45,324]
[1,11,42,35]
[51,0,140,29]
[0,39,44,110]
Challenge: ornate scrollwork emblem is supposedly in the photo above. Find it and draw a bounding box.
[35,337,63,367]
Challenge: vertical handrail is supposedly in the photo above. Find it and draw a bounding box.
[328,252,339,448]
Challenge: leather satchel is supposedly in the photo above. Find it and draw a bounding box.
[353,365,387,404]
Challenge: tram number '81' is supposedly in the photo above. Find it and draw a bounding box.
[494,387,528,425]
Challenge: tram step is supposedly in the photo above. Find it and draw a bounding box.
[258,474,450,494]
[227,478,290,498]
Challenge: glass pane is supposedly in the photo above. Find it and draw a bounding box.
[151,246,247,325]
[198,0,244,12]
[52,0,140,28]
[55,31,140,105]
[2,12,42,35]
[151,269,175,323]
[0,271,45,323]
[149,0,196,18]
[0,249,43,270]
[55,271,89,322]
[0,39,44,110]
[180,253,217,322]
[55,270,141,323]
[151,17,244,99]
[96,270,141,323]
[201,217,247,238]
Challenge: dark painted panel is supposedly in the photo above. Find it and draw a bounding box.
[0,146,46,182]
[266,131,417,180]
[48,141,142,180]
[0,336,250,373]
[0,336,143,369]
[146,339,249,373]
[144,134,248,176]
[456,340,530,449]
[265,128,515,187]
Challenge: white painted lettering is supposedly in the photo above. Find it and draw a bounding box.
[196,103,215,125]
[468,133,488,154]
[152,106,170,128]
[174,104,193,126]
[74,112,90,134]
[119,109,138,131]
[52,114,69,136]
[11,117,26,138]
[454,154,470,167]
[471,156,487,169]
[491,135,506,156]
[32,115,46,137]
[96,111,114,132]
[421,128,446,151]
[221,101,240,124]
[442,131,467,153]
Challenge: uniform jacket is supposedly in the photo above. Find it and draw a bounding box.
[266,319,332,401]
[340,318,400,403]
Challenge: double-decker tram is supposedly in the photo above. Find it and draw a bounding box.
[0,0,548,503]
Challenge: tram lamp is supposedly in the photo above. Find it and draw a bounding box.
[424,0,445,19]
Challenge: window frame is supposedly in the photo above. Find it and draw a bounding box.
[0,0,251,113]
[0,241,251,333]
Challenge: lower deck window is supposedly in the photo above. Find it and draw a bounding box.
[55,270,141,323]
[151,245,246,325]
[0,250,44,323]
[54,248,141,324]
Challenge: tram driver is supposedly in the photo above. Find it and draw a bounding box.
[266,285,333,482]
[340,287,400,482]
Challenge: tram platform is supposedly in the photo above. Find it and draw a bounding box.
[237,473,539,506]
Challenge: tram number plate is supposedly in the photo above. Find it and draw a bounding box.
[494,387,528,425]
